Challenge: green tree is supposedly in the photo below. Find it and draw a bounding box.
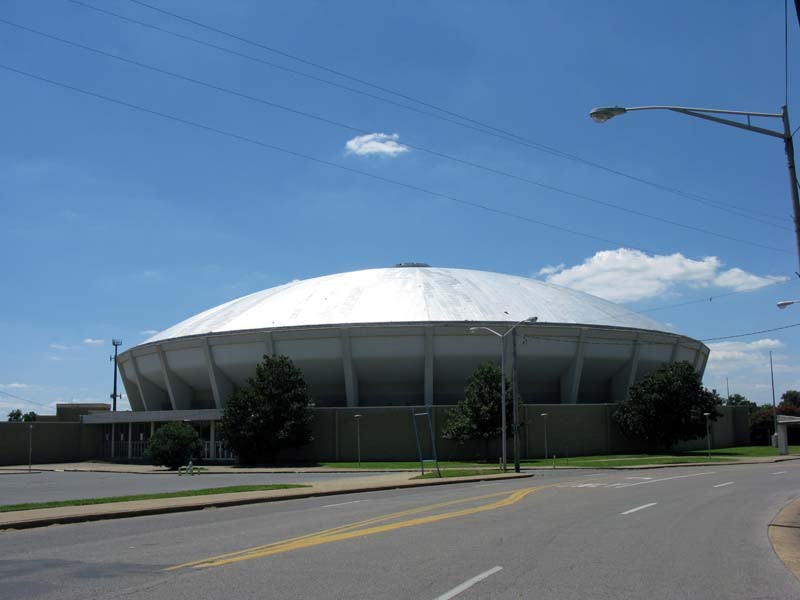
[726,393,757,412]
[221,354,314,465]
[144,422,203,470]
[7,409,23,422]
[749,405,776,444]
[781,390,800,408]
[22,411,37,422]
[442,361,513,460]
[613,361,720,451]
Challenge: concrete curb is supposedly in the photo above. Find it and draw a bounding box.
[523,456,800,471]
[769,496,800,582]
[0,472,532,531]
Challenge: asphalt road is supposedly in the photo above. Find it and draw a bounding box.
[1,463,798,599]
[0,471,384,505]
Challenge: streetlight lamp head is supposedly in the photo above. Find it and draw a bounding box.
[589,106,627,123]
[777,300,795,309]
[527,316,538,323]
[540,412,548,417]
[354,414,362,418]
[703,412,710,417]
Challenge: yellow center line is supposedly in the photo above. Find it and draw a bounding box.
[169,485,560,571]
[166,488,518,571]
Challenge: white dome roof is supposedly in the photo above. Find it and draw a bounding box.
[145,266,669,343]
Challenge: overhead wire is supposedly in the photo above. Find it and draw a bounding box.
[64,0,789,226]
[123,0,789,225]
[0,62,651,251]
[0,389,55,411]
[2,18,793,254]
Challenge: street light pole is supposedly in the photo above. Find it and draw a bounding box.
[590,104,800,272]
[703,412,711,459]
[470,316,537,472]
[540,413,548,461]
[28,423,33,473]
[354,414,362,468]
[770,350,778,446]
[110,339,122,412]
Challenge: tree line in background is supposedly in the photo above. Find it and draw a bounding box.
[6,409,37,422]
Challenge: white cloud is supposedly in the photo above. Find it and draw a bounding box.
[0,383,33,390]
[537,248,787,302]
[83,338,104,345]
[345,133,409,157]
[139,330,159,336]
[49,343,78,351]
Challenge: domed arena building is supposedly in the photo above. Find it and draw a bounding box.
[80,264,742,463]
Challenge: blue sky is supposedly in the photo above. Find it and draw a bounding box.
[2,0,799,415]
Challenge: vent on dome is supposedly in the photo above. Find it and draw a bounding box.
[393,262,431,268]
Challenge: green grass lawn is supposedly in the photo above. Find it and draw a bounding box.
[412,469,506,479]
[0,484,309,513]
[685,445,800,458]
[319,461,490,470]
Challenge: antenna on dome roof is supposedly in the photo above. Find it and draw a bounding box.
[393,262,431,268]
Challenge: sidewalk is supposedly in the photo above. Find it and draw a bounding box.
[0,471,532,531]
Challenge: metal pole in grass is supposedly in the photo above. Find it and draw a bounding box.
[354,414,362,468]
[28,423,33,473]
[704,412,711,459]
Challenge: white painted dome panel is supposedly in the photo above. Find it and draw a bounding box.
[145,267,669,342]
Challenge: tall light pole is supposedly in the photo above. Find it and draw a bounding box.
[470,316,537,471]
[354,414,362,468]
[703,412,711,459]
[540,412,549,461]
[110,339,122,412]
[590,104,800,271]
[770,350,778,446]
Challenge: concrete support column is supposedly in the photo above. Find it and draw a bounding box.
[263,332,275,357]
[130,355,165,411]
[670,340,681,363]
[560,332,585,404]
[611,335,641,403]
[210,420,216,460]
[203,338,233,409]
[778,423,789,455]
[341,329,359,407]
[424,327,434,406]
[127,422,132,460]
[157,346,193,410]
[111,423,116,458]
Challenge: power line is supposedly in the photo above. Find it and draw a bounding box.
[0,61,655,251]
[636,278,794,314]
[65,0,789,226]
[0,389,54,411]
[122,0,790,223]
[701,322,800,342]
[5,19,793,254]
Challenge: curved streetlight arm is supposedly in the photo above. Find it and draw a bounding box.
[591,103,800,274]
[592,105,786,139]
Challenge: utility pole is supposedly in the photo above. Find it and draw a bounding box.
[770,350,778,444]
[110,339,122,411]
[512,328,521,473]
[726,377,730,401]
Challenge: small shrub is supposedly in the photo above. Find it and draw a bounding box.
[144,422,203,470]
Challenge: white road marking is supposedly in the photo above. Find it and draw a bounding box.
[322,500,362,508]
[474,483,500,487]
[616,471,716,488]
[714,481,734,488]
[773,471,788,475]
[621,502,658,515]
[625,476,653,480]
[434,566,503,600]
